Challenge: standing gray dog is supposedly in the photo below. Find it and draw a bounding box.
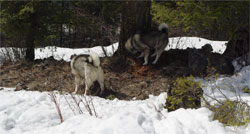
[70,53,104,95]
[125,23,169,65]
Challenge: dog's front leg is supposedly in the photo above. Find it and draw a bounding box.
[84,85,89,95]
[99,80,105,95]
[138,52,144,58]
[73,86,78,94]
[143,49,150,65]
[152,49,163,64]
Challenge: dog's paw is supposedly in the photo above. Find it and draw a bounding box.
[84,90,89,96]
[152,59,159,64]
[72,91,77,94]
[142,62,148,66]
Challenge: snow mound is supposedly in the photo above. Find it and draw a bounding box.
[167,37,227,54]
[0,37,227,64]
[35,43,119,62]
[203,65,250,103]
[0,88,249,134]
[34,37,227,62]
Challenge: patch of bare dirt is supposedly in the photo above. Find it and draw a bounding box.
[0,57,170,100]
[0,57,74,92]
[0,48,234,100]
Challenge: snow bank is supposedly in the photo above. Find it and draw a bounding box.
[202,65,250,104]
[167,37,227,54]
[0,89,248,134]
[0,48,26,65]
[0,37,219,63]
[0,37,227,64]
[34,37,227,62]
[35,43,119,62]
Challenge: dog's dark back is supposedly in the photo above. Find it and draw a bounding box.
[140,30,169,48]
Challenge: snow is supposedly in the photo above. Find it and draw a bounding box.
[0,37,249,134]
[35,43,119,62]
[167,37,227,54]
[202,65,250,104]
[34,37,226,62]
[1,89,249,134]
[0,37,227,64]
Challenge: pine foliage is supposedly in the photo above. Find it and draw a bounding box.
[151,1,249,40]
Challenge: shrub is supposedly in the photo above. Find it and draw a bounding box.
[165,76,203,112]
[202,73,250,126]
[242,86,250,94]
[106,94,116,100]
[210,100,250,126]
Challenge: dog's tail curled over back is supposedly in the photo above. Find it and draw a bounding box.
[89,52,101,67]
[158,23,168,33]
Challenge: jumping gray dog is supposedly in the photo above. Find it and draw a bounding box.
[125,23,169,65]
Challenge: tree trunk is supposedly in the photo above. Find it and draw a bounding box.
[25,12,37,61]
[25,35,35,61]
[117,1,151,57]
[223,27,250,60]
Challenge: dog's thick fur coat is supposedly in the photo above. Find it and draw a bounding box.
[70,53,104,95]
[125,23,169,65]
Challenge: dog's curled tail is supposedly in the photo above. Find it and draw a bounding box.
[89,52,101,67]
[158,23,168,33]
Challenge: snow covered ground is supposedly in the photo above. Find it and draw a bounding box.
[202,65,250,103]
[0,67,250,134]
[0,37,250,134]
[0,37,227,64]
[34,37,227,62]
[0,89,248,134]
[35,42,118,62]
[167,37,227,54]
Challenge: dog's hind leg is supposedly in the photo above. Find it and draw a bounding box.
[152,49,164,64]
[143,49,150,65]
[99,80,105,95]
[73,76,82,94]
[93,77,105,96]
[93,87,100,96]
[84,79,92,95]
[151,51,156,57]
[84,83,90,95]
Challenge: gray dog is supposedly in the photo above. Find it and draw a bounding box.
[70,53,104,95]
[125,23,169,65]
